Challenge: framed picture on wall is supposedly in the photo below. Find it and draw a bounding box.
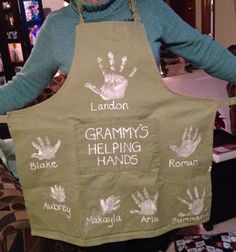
[8,43,24,63]
[6,31,18,40]
[5,12,15,29]
[23,0,40,22]
[0,0,45,81]
[2,1,12,10]
[28,24,40,46]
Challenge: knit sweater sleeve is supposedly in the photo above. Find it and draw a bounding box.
[0,14,59,115]
[154,0,236,83]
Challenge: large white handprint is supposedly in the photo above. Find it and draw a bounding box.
[178,187,205,217]
[130,188,159,216]
[170,127,201,158]
[31,136,61,160]
[100,195,121,215]
[85,52,137,100]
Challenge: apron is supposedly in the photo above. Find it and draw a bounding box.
[1,0,236,247]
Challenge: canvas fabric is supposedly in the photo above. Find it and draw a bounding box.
[1,0,236,247]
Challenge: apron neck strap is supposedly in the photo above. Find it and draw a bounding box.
[77,0,141,23]
[129,0,141,23]
[77,0,85,23]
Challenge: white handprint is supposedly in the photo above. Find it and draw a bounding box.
[170,127,201,158]
[85,52,137,100]
[130,188,159,216]
[100,195,120,215]
[31,136,61,160]
[178,187,205,217]
[50,185,66,203]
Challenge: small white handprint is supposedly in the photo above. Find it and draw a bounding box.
[178,186,205,217]
[130,188,159,216]
[31,136,61,160]
[170,127,201,158]
[85,52,137,100]
[100,195,121,215]
[50,185,66,203]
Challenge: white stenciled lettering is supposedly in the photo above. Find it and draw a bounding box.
[169,159,199,168]
[30,161,59,170]
[141,216,159,224]
[88,142,141,155]
[97,154,138,166]
[85,125,149,141]
[43,202,71,219]
[139,125,149,139]
[84,124,150,167]
[86,214,122,228]
[172,215,204,225]
[90,101,129,112]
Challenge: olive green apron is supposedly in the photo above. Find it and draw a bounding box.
[1,0,236,247]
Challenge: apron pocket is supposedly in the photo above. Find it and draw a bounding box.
[75,119,160,174]
[23,183,80,238]
[77,171,164,240]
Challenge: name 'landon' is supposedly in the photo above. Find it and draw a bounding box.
[90,101,129,112]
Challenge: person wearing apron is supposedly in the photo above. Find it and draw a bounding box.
[1,0,236,115]
[1,0,236,251]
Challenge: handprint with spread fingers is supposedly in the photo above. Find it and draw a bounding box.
[50,185,66,203]
[130,188,159,216]
[31,136,61,160]
[85,52,137,100]
[170,126,201,158]
[100,195,121,215]
[178,187,205,217]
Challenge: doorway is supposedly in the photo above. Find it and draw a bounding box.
[201,0,215,37]
[166,0,215,37]
[168,0,196,28]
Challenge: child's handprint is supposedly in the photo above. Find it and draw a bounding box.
[100,195,120,215]
[31,136,61,160]
[50,185,66,203]
[178,187,205,217]
[85,52,137,100]
[170,127,201,158]
[130,188,159,216]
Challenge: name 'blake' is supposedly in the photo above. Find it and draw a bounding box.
[90,101,129,112]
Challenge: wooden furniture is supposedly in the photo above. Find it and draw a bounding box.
[204,130,236,230]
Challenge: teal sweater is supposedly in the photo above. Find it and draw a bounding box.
[1,0,236,114]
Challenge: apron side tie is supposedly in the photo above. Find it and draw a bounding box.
[217,96,236,107]
[0,115,7,124]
